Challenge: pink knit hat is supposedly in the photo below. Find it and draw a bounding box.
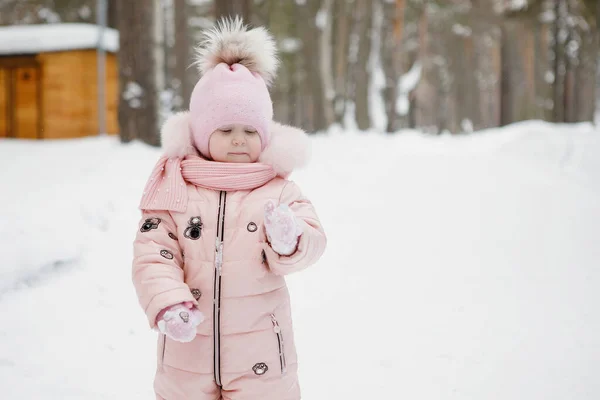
[188,17,279,159]
[189,63,272,157]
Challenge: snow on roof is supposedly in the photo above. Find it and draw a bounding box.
[0,23,119,56]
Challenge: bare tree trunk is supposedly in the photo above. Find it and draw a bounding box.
[107,0,118,28]
[174,0,194,110]
[469,2,501,130]
[117,0,159,145]
[353,0,373,131]
[499,15,540,126]
[154,0,166,122]
[486,27,503,128]
[465,34,478,131]
[331,0,353,125]
[499,23,512,126]
[573,16,598,122]
[267,0,298,125]
[297,0,329,132]
[320,0,336,128]
[596,0,600,123]
[553,0,565,122]
[435,22,455,133]
[564,64,574,122]
[407,47,419,129]
[535,22,553,121]
[215,0,250,21]
[522,24,537,121]
[563,0,576,123]
[414,4,434,131]
[381,0,405,132]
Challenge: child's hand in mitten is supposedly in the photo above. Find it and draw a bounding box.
[264,199,303,256]
[156,302,204,343]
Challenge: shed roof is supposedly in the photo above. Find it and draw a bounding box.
[0,23,119,56]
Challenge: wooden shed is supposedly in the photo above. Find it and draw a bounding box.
[0,23,119,140]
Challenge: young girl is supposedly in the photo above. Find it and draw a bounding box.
[132,18,327,400]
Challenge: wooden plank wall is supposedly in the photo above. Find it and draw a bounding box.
[0,68,6,138]
[39,51,89,139]
[39,50,118,139]
[13,66,40,139]
[0,58,41,140]
[105,52,118,134]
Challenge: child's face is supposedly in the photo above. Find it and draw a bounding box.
[208,124,262,163]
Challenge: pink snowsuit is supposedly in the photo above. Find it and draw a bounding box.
[132,115,327,400]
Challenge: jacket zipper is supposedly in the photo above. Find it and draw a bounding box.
[160,334,166,368]
[213,191,227,387]
[270,313,287,375]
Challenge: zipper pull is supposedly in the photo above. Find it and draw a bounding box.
[215,238,223,271]
[270,313,281,333]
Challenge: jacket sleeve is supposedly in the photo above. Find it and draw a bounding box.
[132,210,197,329]
[261,181,327,276]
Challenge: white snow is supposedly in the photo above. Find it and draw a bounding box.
[494,0,529,13]
[0,23,119,55]
[123,82,145,110]
[78,5,92,20]
[279,37,302,54]
[315,8,328,30]
[37,8,61,24]
[342,101,358,132]
[461,118,474,133]
[452,24,472,37]
[1,120,600,399]
[399,61,423,96]
[509,0,529,10]
[396,61,422,116]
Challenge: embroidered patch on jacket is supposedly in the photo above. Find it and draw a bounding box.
[184,216,203,240]
[247,222,258,232]
[179,311,189,323]
[252,362,268,376]
[140,218,161,233]
[190,288,201,300]
[168,232,177,240]
[160,250,174,260]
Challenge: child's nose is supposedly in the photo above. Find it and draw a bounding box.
[232,135,245,145]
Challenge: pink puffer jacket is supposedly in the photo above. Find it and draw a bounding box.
[132,113,327,400]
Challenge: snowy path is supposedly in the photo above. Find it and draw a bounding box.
[1,122,599,399]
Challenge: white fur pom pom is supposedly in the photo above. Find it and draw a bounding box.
[259,121,311,177]
[194,16,279,85]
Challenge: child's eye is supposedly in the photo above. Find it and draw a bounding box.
[245,130,257,135]
[220,129,232,133]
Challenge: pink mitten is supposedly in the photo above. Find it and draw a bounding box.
[264,199,303,256]
[156,302,204,343]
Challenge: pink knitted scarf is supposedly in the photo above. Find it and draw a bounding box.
[139,155,277,212]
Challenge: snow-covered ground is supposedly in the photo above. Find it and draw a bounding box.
[1,121,599,399]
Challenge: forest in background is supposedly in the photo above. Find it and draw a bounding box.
[1,0,598,144]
